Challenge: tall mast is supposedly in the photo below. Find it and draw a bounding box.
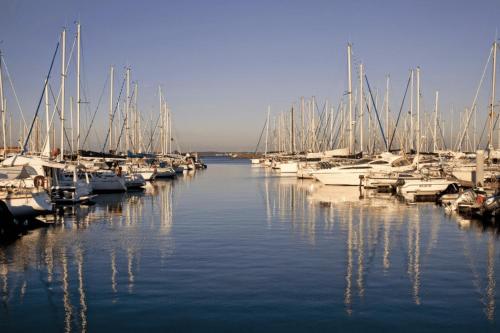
[134,82,138,153]
[300,97,304,151]
[159,87,163,155]
[165,103,168,154]
[125,67,130,153]
[60,28,66,160]
[9,113,11,151]
[109,66,114,152]
[0,50,5,158]
[291,105,295,153]
[76,22,81,156]
[385,75,390,150]
[265,105,270,155]
[311,96,316,151]
[168,105,172,154]
[330,105,334,149]
[324,99,328,151]
[433,91,439,152]
[359,63,364,153]
[44,79,50,155]
[490,41,497,150]
[416,67,421,168]
[70,96,74,154]
[450,106,454,151]
[347,43,353,154]
[410,69,414,150]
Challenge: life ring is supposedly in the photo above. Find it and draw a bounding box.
[476,195,486,205]
[34,175,45,188]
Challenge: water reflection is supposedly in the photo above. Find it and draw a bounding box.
[261,172,500,320]
[0,164,499,330]
[0,177,178,332]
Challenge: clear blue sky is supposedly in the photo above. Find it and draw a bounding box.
[1,0,499,151]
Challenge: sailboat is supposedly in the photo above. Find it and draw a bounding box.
[0,165,53,216]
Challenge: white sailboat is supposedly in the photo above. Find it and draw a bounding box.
[0,165,53,216]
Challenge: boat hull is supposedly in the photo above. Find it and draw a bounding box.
[1,190,53,217]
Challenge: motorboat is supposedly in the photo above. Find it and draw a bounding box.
[124,173,146,189]
[312,153,413,186]
[396,177,457,202]
[89,170,127,192]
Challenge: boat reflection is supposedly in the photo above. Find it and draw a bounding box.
[261,174,499,320]
[0,177,177,331]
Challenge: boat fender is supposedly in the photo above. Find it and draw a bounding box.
[34,175,45,188]
[476,195,486,205]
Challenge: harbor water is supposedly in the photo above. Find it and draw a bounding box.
[0,157,499,332]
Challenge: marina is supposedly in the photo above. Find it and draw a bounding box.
[2,0,500,331]
[0,158,499,332]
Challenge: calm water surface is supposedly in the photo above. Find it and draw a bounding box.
[1,157,499,332]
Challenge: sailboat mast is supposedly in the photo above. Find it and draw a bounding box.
[125,67,130,153]
[385,75,390,150]
[490,41,497,150]
[109,66,114,152]
[300,97,304,151]
[347,43,353,154]
[311,96,316,151]
[76,22,81,156]
[159,87,163,155]
[44,79,50,155]
[134,82,138,153]
[168,105,172,154]
[416,67,421,168]
[433,91,439,152]
[291,105,295,153]
[359,63,364,153]
[70,96,74,154]
[265,105,270,156]
[410,69,414,151]
[60,28,66,160]
[0,50,6,158]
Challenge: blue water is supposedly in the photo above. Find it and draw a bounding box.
[0,157,499,332]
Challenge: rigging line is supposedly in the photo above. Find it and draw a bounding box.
[456,45,493,150]
[478,110,497,151]
[388,72,411,151]
[100,71,125,152]
[38,34,77,153]
[436,116,448,151]
[48,84,73,152]
[365,74,388,151]
[146,112,162,152]
[328,100,343,149]
[21,42,59,155]
[254,114,268,154]
[332,100,345,149]
[1,55,28,129]
[81,74,109,149]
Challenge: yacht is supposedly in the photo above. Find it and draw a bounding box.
[0,165,54,217]
[124,173,146,189]
[312,153,413,186]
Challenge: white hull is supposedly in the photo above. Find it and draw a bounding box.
[314,170,366,186]
[87,171,127,192]
[155,167,176,178]
[397,179,454,201]
[1,191,53,217]
[280,162,298,174]
[138,171,155,181]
